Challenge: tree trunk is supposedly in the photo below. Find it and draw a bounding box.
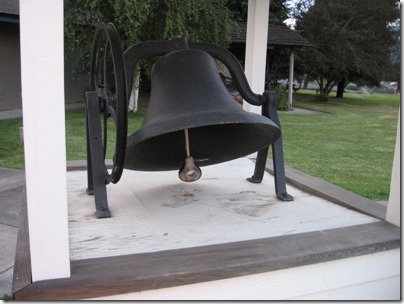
[326,80,337,96]
[317,78,328,102]
[336,78,345,98]
[128,64,141,113]
[303,74,309,89]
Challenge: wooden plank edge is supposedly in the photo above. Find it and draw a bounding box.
[66,159,113,171]
[14,221,400,300]
[11,185,32,295]
[66,160,87,171]
[263,158,387,220]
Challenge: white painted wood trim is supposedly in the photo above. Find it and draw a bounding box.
[386,110,400,226]
[91,249,400,300]
[244,0,270,114]
[287,50,294,108]
[20,0,71,281]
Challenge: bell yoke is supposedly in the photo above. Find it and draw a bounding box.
[85,22,293,218]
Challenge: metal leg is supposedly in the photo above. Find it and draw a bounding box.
[247,146,269,183]
[86,91,112,218]
[86,101,94,195]
[248,91,293,201]
[247,101,271,183]
[265,92,293,201]
[271,136,294,201]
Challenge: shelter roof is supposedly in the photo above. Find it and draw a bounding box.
[0,0,19,16]
[230,22,312,47]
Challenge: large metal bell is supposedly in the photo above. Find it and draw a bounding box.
[124,48,281,175]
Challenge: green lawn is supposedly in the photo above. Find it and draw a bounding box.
[0,108,147,169]
[279,90,400,200]
[65,107,147,161]
[0,91,399,201]
[0,117,24,169]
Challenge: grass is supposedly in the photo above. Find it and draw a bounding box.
[65,107,147,161]
[279,90,400,200]
[0,91,399,200]
[0,117,24,169]
[0,107,147,169]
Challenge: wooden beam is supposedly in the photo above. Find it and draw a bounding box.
[14,220,399,300]
[386,111,400,226]
[11,187,31,294]
[244,0,270,114]
[19,0,70,281]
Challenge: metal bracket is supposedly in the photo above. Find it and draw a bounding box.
[248,91,294,201]
[86,91,112,218]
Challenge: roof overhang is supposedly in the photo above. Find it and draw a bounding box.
[231,22,312,48]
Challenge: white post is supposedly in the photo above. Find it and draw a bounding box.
[244,0,270,114]
[20,0,71,281]
[386,111,400,226]
[287,50,295,109]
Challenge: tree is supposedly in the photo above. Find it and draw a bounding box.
[268,0,291,25]
[64,0,231,79]
[226,0,290,25]
[294,0,399,101]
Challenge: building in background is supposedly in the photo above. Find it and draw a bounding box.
[0,0,88,111]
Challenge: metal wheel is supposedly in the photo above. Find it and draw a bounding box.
[89,22,127,184]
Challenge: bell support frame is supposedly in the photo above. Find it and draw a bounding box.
[85,22,293,218]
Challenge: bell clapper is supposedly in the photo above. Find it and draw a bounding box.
[184,128,191,157]
[179,128,202,182]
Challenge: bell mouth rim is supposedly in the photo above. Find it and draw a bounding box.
[126,110,280,148]
[124,111,281,171]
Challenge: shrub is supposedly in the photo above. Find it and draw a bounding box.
[269,86,289,111]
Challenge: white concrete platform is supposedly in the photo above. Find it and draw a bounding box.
[67,158,379,261]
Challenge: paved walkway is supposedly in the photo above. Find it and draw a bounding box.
[0,109,22,120]
[0,103,85,120]
[0,168,24,299]
[0,103,84,299]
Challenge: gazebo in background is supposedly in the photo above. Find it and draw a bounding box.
[229,22,312,109]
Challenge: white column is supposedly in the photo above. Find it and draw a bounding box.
[244,0,270,114]
[386,111,400,226]
[20,0,71,281]
[287,50,294,109]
